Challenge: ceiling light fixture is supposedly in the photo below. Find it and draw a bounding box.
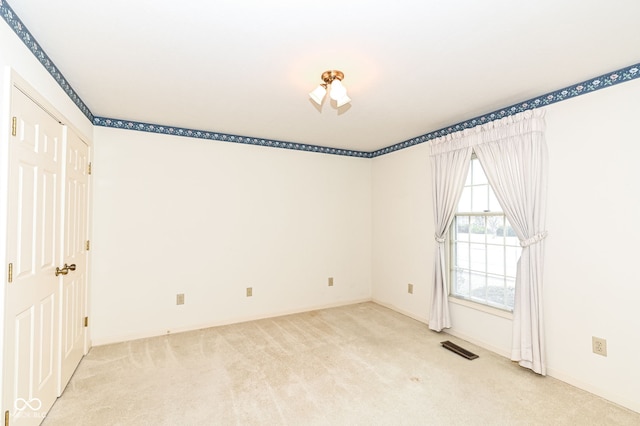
[309,70,351,107]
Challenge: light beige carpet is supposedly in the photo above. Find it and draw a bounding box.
[43,302,639,425]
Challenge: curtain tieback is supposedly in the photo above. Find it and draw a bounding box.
[520,231,548,248]
[435,235,446,243]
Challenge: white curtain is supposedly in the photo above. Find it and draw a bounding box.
[428,135,473,332]
[427,110,548,375]
[473,110,548,374]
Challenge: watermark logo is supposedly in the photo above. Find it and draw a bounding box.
[15,398,42,412]
[14,397,46,419]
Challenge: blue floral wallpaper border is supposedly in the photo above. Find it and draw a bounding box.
[369,63,640,158]
[91,117,371,158]
[2,0,639,158]
[0,0,94,122]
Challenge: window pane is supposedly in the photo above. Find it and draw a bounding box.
[486,216,502,237]
[487,275,506,307]
[472,159,487,185]
[489,190,501,212]
[453,268,470,298]
[469,243,485,272]
[472,184,488,212]
[493,216,506,242]
[487,245,504,275]
[470,272,486,301]
[469,216,486,243]
[457,187,471,212]
[455,242,469,269]
[455,216,469,242]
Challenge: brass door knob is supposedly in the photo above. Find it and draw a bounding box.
[55,263,77,276]
[55,266,69,276]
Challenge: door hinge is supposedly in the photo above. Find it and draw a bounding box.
[11,117,17,136]
[84,317,89,327]
[5,409,9,426]
[88,162,92,175]
[86,240,91,251]
[8,263,13,283]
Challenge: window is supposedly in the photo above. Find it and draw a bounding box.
[450,155,521,311]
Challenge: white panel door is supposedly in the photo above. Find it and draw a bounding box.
[58,128,89,391]
[4,88,63,425]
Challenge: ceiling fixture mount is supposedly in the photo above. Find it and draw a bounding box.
[309,70,351,107]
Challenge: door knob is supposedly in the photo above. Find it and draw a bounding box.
[55,263,77,276]
[55,266,69,276]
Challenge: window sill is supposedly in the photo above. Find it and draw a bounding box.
[448,296,514,320]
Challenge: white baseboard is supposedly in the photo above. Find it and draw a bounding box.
[91,297,373,347]
[371,299,429,324]
[546,367,640,415]
[442,327,511,359]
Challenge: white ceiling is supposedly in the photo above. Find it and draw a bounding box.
[7,0,640,153]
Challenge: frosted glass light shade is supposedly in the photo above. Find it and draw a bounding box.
[329,79,347,100]
[309,85,326,105]
[336,94,351,107]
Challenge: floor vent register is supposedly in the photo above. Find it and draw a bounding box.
[441,340,479,360]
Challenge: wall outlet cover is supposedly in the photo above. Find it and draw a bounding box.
[592,336,607,357]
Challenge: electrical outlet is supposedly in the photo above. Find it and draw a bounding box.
[408,283,414,294]
[176,293,184,305]
[592,336,607,357]
[328,277,334,287]
[246,287,252,297]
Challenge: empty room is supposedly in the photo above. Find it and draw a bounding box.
[1,0,639,424]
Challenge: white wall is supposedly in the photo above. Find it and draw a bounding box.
[543,78,640,412]
[91,127,372,344]
[0,21,94,410]
[371,77,640,413]
[371,143,433,322]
